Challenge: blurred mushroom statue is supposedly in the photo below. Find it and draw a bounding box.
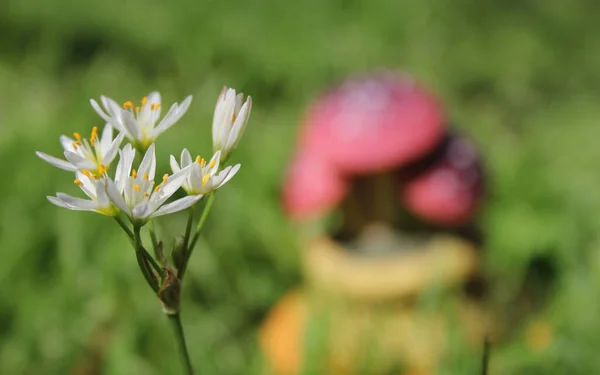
[260,72,493,375]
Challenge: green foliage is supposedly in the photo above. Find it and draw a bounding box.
[2,0,600,373]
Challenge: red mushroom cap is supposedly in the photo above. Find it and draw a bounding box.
[282,151,349,220]
[299,72,445,175]
[400,134,485,226]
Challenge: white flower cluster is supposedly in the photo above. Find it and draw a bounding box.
[37,87,252,226]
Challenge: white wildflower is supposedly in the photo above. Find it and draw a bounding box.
[106,143,201,224]
[90,91,192,151]
[47,172,120,216]
[36,124,123,176]
[212,86,252,162]
[170,149,240,195]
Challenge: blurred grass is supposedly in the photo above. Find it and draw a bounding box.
[2,0,600,373]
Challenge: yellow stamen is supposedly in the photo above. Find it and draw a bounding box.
[72,142,78,150]
[162,174,168,183]
[202,175,210,185]
[155,184,161,192]
[195,156,201,164]
[98,164,107,174]
[143,173,149,181]
[132,169,137,178]
[73,132,82,141]
[136,106,140,113]
[74,179,83,186]
[133,184,141,191]
[92,174,99,180]
[141,96,148,106]
[209,159,216,168]
[123,101,134,110]
[150,103,160,110]
[200,158,206,168]
[82,169,91,177]
[144,193,150,197]
[76,141,82,146]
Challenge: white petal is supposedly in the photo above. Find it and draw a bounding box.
[150,95,192,138]
[189,163,203,192]
[106,179,130,214]
[215,164,241,188]
[101,95,123,117]
[212,86,229,143]
[76,172,97,199]
[56,193,99,210]
[170,155,181,174]
[95,180,111,207]
[121,111,143,140]
[100,123,114,153]
[90,99,116,125]
[132,202,152,221]
[60,135,76,152]
[36,151,77,171]
[138,143,156,180]
[181,148,192,168]
[47,196,74,210]
[151,195,203,218]
[147,91,161,106]
[226,97,252,150]
[150,168,188,208]
[63,151,97,170]
[102,132,125,165]
[115,144,135,191]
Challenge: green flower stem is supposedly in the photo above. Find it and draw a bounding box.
[134,225,159,293]
[168,314,194,375]
[179,193,216,279]
[114,216,134,242]
[183,208,195,252]
[148,220,160,255]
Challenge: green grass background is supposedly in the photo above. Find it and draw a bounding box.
[2,0,600,373]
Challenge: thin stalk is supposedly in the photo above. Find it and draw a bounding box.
[481,335,491,375]
[148,220,159,255]
[114,216,134,242]
[168,314,194,375]
[179,193,216,279]
[183,208,195,252]
[134,225,159,293]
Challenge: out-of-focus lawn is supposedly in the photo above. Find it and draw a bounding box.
[2,0,600,374]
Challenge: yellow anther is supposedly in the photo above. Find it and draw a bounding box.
[141,96,148,106]
[144,193,150,198]
[155,184,161,192]
[98,164,107,174]
[72,142,78,150]
[201,158,206,168]
[73,132,82,141]
[150,103,160,110]
[91,126,98,135]
[133,184,141,191]
[82,169,91,177]
[74,179,83,186]
[195,156,201,164]
[132,169,137,178]
[209,159,216,168]
[123,101,134,110]
[136,106,140,113]
[76,141,82,146]
[143,173,149,181]
[202,175,210,185]
[162,174,168,183]
[92,174,99,180]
